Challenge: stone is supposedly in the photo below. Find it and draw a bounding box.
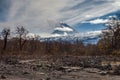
[0,75,6,79]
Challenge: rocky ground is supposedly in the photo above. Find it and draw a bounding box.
[0,55,120,80]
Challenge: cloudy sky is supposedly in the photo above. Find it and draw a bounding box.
[0,0,120,36]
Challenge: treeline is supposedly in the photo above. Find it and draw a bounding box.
[0,26,102,56]
[97,16,120,55]
[1,15,120,57]
[0,35,101,56]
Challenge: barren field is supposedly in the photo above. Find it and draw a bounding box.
[0,56,120,80]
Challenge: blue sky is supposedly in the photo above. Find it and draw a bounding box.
[0,0,120,36]
[74,10,120,32]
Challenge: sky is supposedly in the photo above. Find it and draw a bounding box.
[0,0,120,36]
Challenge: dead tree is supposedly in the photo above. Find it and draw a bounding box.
[16,26,29,51]
[102,16,120,50]
[1,28,10,50]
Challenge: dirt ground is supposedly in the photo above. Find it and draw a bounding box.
[0,56,120,80]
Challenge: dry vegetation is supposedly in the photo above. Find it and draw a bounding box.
[0,16,120,80]
[0,26,101,57]
[0,16,120,57]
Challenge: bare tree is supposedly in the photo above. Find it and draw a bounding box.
[102,16,120,50]
[1,28,10,50]
[16,26,29,50]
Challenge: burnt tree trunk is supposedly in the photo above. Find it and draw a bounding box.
[3,35,7,50]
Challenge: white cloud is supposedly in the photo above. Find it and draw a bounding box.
[85,15,93,18]
[27,30,102,39]
[0,0,68,33]
[112,1,120,6]
[54,27,73,32]
[64,0,120,25]
[74,30,102,38]
[83,19,108,24]
[0,0,120,34]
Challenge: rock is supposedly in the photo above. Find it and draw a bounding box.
[57,66,66,72]
[4,58,18,65]
[23,71,30,75]
[46,77,50,80]
[112,65,120,75]
[99,71,108,75]
[40,79,45,80]
[0,75,6,79]
[84,68,101,73]
[57,66,82,72]
[99,64,112,71]
[32,67,38,71]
